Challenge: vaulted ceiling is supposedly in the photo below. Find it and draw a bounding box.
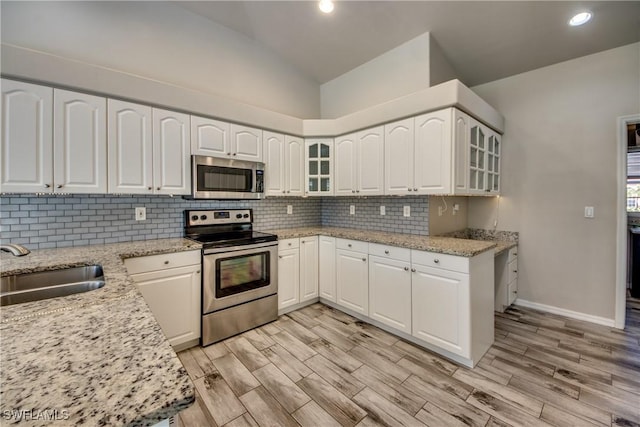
[176,1,640,86]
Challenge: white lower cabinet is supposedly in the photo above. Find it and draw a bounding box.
[277,237,318,312]
[318,236,336,302]
[368,255,411,333]
[336,239,369,315]
[125,250,201,350]
[495,246,518,312]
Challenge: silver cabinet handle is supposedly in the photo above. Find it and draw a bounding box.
[434,259,440,264]
[411,268,416,273]
[404,267,409,271]
[384,250,389,254]
[362,258,366,262]
[56,184,63,189]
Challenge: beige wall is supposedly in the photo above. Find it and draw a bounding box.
[429,37,459,87]
[428,196,469,235]
[470,43,640,320]
[0,1,320,118]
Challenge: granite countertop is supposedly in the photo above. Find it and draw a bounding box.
[0,238,202,426]
[263,226,497,257]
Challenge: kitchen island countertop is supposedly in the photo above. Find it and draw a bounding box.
[0,238,201,426]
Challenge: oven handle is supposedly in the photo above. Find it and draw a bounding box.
[203,241,278,255]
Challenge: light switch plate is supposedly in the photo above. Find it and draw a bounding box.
[380,206,386,216]
[350,205,355,215]
[135,207,146,221]
[403,206,410,217]
[584,206,594,218]
[287,205,293,215]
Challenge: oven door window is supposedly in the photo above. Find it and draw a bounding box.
[216,251,270,298]
[198,165,253,192]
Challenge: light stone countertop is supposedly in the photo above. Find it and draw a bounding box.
[0,238,202,426]
[262,226,497,257]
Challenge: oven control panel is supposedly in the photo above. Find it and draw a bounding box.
[186,209,252,226]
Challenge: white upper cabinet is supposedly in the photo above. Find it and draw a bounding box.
[108,99,153,194]
[1,80,108,194]
[191,116,229,158]
[231,124,262,162]
[191,117,262,162]
[54,89,107,194]
[414,110,452,194]
[152,108,191,195]
[335,126,384,196]
[467,116,500,195]
[264,132,304,196]
[453,109,469,194]
[305,138,333,196]
[1,80,53,193]
[384,118,414,195]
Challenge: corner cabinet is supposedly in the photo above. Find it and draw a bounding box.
[1,80,107,194]
[263,131,304,196]
[125,250,201,351]
[305,138,334,196]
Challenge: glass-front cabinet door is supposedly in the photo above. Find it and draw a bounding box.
[305,138,333,196]
[468,119,501,195]
[486,133,501,193]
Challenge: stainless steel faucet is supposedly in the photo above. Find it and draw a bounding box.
[0,243,31,257]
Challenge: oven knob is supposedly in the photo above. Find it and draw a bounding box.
[236,214,242,219]
[243,214,249,218]
[191,215,199,221]
[200,215,207,220]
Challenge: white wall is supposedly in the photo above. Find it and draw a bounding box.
[469,43,640,321]
[429,37,459,87]
[0,1,320,119]
[320,33,432,119]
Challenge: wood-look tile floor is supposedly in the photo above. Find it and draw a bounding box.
[176,300,640,427]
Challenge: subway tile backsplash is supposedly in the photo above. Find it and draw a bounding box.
[0,195,429,249]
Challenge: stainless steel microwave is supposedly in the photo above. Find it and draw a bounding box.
[189,155,264,200]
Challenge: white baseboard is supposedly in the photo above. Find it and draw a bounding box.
[514,299,615,328]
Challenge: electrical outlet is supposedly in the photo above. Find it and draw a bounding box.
[380,205,386,216]
[350,205,355,215]
[287,205,293,215]
[452,203,460,216]
[438,206,444,217]
[135,207,146,221]
[403,206,410,217]
[584,206,595,218]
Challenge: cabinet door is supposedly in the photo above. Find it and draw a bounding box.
[357,126,384,195]
[278,248,300,310]
[133,265,201,348]
[305,139,333,196]
[384,118,414,195]
[334,133,357,196]
[300,236,319,302]
[412,264,470,357]
[152,108,191,195]
[453,109,469,194]
[231,124,262,162]
[190,116,229,158]
[53,89,107,194]
[1,80,53,193]
[263,131,285,196]
[368,256,411,333]
[285,136,304,196]
[108,99,153,194]
[336,249,368,315]
[319,236,336,302]
[468,118,487,194]
[414,109,452,194]
[486,131,501,194]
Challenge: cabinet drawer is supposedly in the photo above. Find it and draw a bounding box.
[508,246,518,263]
[124,250,201,275]
[336,238,368,253]
[508,279,518,305]
[411,250,469,273]
[368,243,411,262]
[278,238,300,251]
[508,258,518,283]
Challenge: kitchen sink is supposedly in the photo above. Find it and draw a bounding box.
[0,265,105,306]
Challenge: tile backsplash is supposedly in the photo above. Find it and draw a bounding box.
[0,195,429,249]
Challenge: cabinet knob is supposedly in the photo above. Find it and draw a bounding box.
[157,187,161,191]
[356,190,360,193]
[362,258,366,262]
[413,188,418,191]
[348,244,352,247]
[513,270,518,273]
[352,190,355,193]
[148,187,152,190]
[287,191,290,193]
[56,184,63,189]
[232,153,237,156]
[408,188,412,192]
[301,240,305,243]
[514,253,518,256]
[288,243,292,246]
[514,290,518,294]
[282,191,286,194]
[404,267,409,271]
[434,259,440,264]
[278,255,283,259]
[384,250,389,254]
[227,152,231,156]
[164,261,169,265]
[411,268,416,273]
[44,184,51,188]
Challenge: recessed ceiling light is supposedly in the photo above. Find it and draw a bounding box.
[569,11,592,26]
[319,0,334,14]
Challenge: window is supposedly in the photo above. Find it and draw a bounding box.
[627,150,640,212]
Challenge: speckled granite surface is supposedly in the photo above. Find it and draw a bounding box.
[263,227,497,257]
[444,228,518,256]
[0,238,201,426]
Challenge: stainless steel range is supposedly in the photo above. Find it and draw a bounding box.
[185,209,278,346]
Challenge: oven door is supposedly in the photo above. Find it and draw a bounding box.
[202,241,277,313]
